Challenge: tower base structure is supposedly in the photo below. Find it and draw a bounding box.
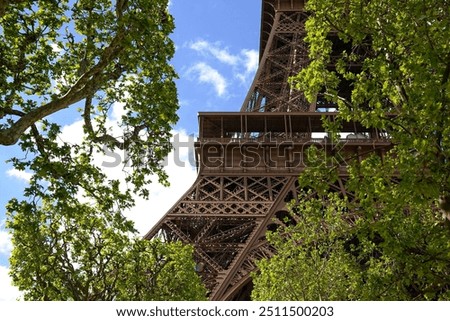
[145,112,391,300]
[145,0,392,300]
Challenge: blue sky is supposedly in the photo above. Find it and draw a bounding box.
[0,0,261,300]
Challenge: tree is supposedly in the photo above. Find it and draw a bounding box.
[252,193,363,301]
[252,0,450,300]
[252,182,450,300]
[294,0,450,203]
[1,0,205,300]
[1,0,178,196]
[7,196,207,300]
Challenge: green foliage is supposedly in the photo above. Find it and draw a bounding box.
[252,193,362,301]
[1,0,205,300]
[293,0,450,198]
[252,0,450,301]
[253,183,450,300]
[1,0,179,195]
[119,239,207,301]
[6,196,206,300]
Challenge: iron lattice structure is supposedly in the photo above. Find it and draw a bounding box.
[145,0,391,300]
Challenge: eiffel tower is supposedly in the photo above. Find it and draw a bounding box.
[145,0,391,300]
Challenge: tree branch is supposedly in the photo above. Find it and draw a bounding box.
[115,0,129,19]
[82,94,135,150]
[0,0,27,18]
[379,115,414,137]
[442,54,450,86]
[0,30,126,146]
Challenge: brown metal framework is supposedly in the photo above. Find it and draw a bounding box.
[243,0,311,112]
[145,0,391,300]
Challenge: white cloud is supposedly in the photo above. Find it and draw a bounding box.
[187,39,259,88]
[0,124,197,300]
[190,40,239,66]
[241,49,259,73]
[111,101,126,122]
[238,49,259,81]
[58,117,197,235]
[187,62,227,97]
[50,43,62,53]
[0,266,21,301]
[59,119,85,145]
[6,168,32,182]
[127,129,197,234]
[92,128,197,234]
[0,227,12,256]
